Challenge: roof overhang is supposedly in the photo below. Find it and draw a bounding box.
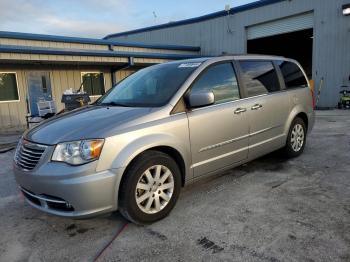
[0,44,200,60]
[0,31,200,52]
[104,0,287,39]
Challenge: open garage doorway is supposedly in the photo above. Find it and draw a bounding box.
[247,29,313,79]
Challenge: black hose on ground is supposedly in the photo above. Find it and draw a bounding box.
[0,146,15,154]
[92,222,128,262]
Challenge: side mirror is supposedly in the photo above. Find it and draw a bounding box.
[187,91,215,108]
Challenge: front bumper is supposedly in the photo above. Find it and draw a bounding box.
[14,160,125,218]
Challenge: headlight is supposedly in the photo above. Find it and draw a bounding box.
[52,139,104,165]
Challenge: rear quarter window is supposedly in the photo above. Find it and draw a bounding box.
[276,60,308,89]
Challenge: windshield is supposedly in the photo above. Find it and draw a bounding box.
[97,61,201,107]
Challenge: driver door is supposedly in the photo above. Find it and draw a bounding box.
[186,62,249,178]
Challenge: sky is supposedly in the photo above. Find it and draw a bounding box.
[0,0,256,38]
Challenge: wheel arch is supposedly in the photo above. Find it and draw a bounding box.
[113,133,191,197]
[120,146,187,189]
[295,112,309,133]
[285,106,310,136]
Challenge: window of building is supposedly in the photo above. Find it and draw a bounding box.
[276,60,308,89]
[82,72,105,96]
[0,73,19,102]
[239,61,280,97]
[190,63,240,105]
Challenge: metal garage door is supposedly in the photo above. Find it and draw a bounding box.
[247,12,314,40]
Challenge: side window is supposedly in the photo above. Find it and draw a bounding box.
[276,60,308,89]
[190,63,240,105]
[0,73,19,102]
[239,60,280,97]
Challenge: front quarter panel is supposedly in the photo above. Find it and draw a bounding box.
[96,113,192,182]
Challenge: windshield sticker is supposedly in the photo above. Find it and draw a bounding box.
[178,62,202,68]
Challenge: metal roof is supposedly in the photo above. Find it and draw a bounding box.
[104,0,286,39]
[0,44,201,60]
[0,31,200,51]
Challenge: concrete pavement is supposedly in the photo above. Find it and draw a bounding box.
[0,110,349,262]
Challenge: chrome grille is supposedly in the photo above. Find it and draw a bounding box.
[15,140,47,171]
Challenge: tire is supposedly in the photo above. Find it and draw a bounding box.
[283,117,307,158]
[118,150,181,225]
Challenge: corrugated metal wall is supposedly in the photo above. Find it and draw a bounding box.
[109,0,350,108]
[246,12,314,40]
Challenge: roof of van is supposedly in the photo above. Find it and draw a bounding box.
[183,54,286,61]
[159,54,289,65]
[226,54,286,60]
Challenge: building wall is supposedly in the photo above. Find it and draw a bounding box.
[0,30,199,132]
[0,37,196,56]
[0,69,28,132]
[109,0,350,108]
[0,66,135,132]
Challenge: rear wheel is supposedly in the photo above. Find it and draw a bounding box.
[283,117,307,158]
[118,151,181,224]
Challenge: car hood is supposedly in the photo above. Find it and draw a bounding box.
[25,106,155,145]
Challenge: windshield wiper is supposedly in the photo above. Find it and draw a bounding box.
[98,101,131,107]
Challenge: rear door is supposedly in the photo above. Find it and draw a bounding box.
[186,62,249,177]
[237,60,290,160]
[276,59,312,107]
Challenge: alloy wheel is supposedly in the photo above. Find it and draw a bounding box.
[135,165,174,214]
[291,123,305,152]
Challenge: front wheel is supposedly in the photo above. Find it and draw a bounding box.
[283,117,307,158]
[118,151,181,225]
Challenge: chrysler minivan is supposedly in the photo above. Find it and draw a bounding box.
[14,55,315,224]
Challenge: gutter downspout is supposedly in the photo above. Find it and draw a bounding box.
[110,56,135,86]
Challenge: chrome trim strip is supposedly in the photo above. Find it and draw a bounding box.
[190,99,240,112]
[248,134,286,150]
[199,133,250,152]
[191,146,248,168]
[17,162,33,169]
[23,140,47,149]
[249,125,281,137]
[20,187,66,204]
[17,158,36,166]
[19,151,41,159]
[21,148,44,155]
[198,126,281,153]
[18,154,38,163]
[15,140,47,171]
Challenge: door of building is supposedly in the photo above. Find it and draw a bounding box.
[27,72,53,116]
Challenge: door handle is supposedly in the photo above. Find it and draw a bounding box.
[234,108,247,114]
[251,104,263,110]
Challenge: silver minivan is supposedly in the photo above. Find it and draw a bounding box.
[14,55,315,224]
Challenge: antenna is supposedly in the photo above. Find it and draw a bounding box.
[225,4,230,14]
[152,11,157,25]
[225,4,233,34]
